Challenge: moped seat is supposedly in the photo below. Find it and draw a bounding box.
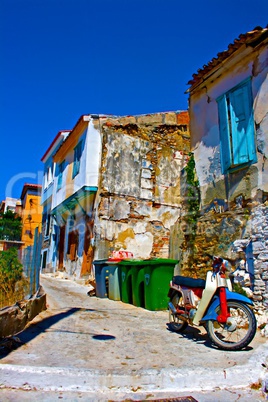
[172,275,206,289]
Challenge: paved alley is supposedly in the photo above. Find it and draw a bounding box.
[0,274,267,401]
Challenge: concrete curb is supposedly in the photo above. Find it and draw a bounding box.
[1,343,267,395]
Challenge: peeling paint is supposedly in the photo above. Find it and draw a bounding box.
[96,111,190,259]
[183,28,268,311]
[117,228,135,246]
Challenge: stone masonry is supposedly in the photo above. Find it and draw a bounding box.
[93,111,190,260]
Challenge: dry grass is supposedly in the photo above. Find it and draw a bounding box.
[0,274,30,309]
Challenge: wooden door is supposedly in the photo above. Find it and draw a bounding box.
[58,225,65,270]
[81,219,94,277]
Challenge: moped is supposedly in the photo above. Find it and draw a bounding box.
[168,255,257,351]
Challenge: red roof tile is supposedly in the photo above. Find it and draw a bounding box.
[187,26,268,91]
[41,130,70,162]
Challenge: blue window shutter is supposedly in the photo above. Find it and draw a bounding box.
[57,172,62,190]
[217,95,232,172]
[73,160,78,177]
[57,161,64,190]
[72,141,82,178]
[229,80,256,165]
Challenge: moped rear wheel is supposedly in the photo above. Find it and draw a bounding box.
[206,301,257,351]
[168,293,188,333]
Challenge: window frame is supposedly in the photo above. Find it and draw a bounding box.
[72,141,83,179]
[57,160,65,191]
[45,214,51,238]
[41,249,48,270]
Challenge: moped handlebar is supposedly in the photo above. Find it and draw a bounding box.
[205,253,223,262]
[205,253,227,273]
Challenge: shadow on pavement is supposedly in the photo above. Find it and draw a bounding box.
[166,323,254,351]
[166,323,211,347]
[92,334,116,340]
[0,307,91,359]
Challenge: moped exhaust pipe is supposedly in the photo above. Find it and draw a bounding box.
[168,302,188,322]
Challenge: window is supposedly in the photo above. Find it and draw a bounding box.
[41,249,48,270]
[57,160,65,191]
[45,214,51,237]
[217,78,257,173]
[72,141,82,178]
[44,166,53,190]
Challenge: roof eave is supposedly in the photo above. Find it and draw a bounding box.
[53,115,92,162]
[41,130,71,163]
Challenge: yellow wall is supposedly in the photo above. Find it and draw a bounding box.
[21,193,43,248]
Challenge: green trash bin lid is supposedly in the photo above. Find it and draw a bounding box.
[119,259,146,266]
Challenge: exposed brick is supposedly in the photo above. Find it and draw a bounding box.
[176,111,189,125]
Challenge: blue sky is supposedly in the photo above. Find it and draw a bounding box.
[0,0,267,202]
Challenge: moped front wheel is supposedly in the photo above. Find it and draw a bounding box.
[206,301,257,351]
[168,293,188,333]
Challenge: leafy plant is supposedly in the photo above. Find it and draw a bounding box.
[0,210,22,241]
[181,153,201,277]
[0,248,28,308]
[232,282,248,297]
[184,153,200,227]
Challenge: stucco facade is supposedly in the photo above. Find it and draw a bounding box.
[188,27,268,208]
[95,112,189,262]
[185,26,268,314]
[20,184,43,249]
[40,130,70,272]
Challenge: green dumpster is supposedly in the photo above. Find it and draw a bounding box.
[132,263,146,308]
[119,261,134,304]
[144,259,178,311]
[119,258,178,310]
[119,260,146,308]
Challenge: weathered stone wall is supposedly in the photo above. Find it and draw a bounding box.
[95,195,182,259]
[241,204,268,312]
[0,287,46,338]
[93,112,190,259]
[177,200,268,317]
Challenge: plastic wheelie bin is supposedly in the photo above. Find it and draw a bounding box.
[106,261,121,301]
[93,259,121,300]
[119,261,134,304]
[143,259,178,310]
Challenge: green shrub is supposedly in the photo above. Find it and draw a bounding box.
[0,248,28,308]
[232,282,248,297]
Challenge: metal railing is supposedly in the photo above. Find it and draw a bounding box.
[0,227,42,309]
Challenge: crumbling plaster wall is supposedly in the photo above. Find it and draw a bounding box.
[93,112,190,259]
[181,44,268,312]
